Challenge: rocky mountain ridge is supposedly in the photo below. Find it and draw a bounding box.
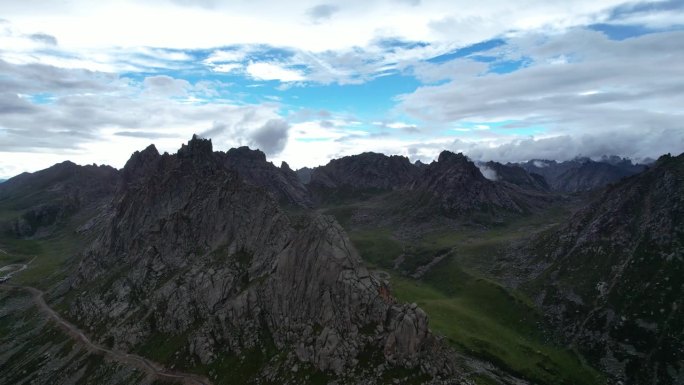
[63,136,462,384]
[400,152,518,216]
[0,161,120,238]
[222,146,313,207]
[510,153,683,384]
[2,136,675,385]
[305,150,553,219]
[518,157,646,192]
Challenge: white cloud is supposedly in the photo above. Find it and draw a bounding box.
[476,163,499,181]
[396,29,684,160]
[212,63,242,73]
[386,122,415,129]
[143,75,191,97]
[1,1,683,177]
[0,0,652,52]
[246,62,305,82]
[204,49,247,64]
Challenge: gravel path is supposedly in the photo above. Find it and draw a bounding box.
[0,283,213,385]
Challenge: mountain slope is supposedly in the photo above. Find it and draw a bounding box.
[0,161,119,238]
[309,152,420,202]
[480,161,549,192]
[404,151,551,219]
[64,137,460,384]
[222,146,313,207]
[519,153,684,384]
[519,157,645,193]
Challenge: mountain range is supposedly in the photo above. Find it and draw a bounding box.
[0,136,679,385]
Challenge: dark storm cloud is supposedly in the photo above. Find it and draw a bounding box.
[200,121,230,138]
[249,119,290,155]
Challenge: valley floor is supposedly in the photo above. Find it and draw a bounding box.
[321,195,606,385]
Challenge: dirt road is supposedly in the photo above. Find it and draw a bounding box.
[0,284,214,385]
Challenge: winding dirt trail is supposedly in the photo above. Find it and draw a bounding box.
[0,284,213,385]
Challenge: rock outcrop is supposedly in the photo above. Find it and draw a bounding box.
[66,137,461,383]
[295,166,314,184]
[405,151,541,217]
[518,153,683,385]
[480,161,549,192]
[0,161,120,237]
[222,146,313,207]
[308,153,420,201]
[519,157,646,193]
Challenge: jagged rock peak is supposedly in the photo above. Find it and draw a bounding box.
[129,144,160,163]
[223,145,312,207]
[309,151,419,192]
[226,146,267,162]
[437,150,470,164]
[177,134,213,159]
[431,151,484,181]
[122,144,160,182]
[54,160,78,168]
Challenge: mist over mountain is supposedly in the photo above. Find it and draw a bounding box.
[518,157,647,193]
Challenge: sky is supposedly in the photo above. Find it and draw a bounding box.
[1,0,683,177]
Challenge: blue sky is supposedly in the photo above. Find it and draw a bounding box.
[0,0,683,177]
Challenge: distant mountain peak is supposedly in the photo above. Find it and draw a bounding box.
[177,134,213,160]
[437,150,469,164]
[226,145,267,162]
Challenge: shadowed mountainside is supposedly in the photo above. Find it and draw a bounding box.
[0,161,120,238]
[62,136,461,384]
[519,157,646,193]
[510,154,683,384]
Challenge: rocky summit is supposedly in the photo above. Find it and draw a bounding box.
[64,136,460,384]
[308,152,420,202]
[222,146,313,208]
[404,151,547,218]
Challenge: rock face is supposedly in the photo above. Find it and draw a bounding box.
[481,161,549,192]
[221,146,313,207]
[295,167,314,184]
[67,137,459,383]
[520,153,683,385]
[0,161,120,237]
[519,157,646,192]
[405,151,539,217]
[309,152,419,197]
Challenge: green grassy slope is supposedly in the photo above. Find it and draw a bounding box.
[326,201,605,385]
